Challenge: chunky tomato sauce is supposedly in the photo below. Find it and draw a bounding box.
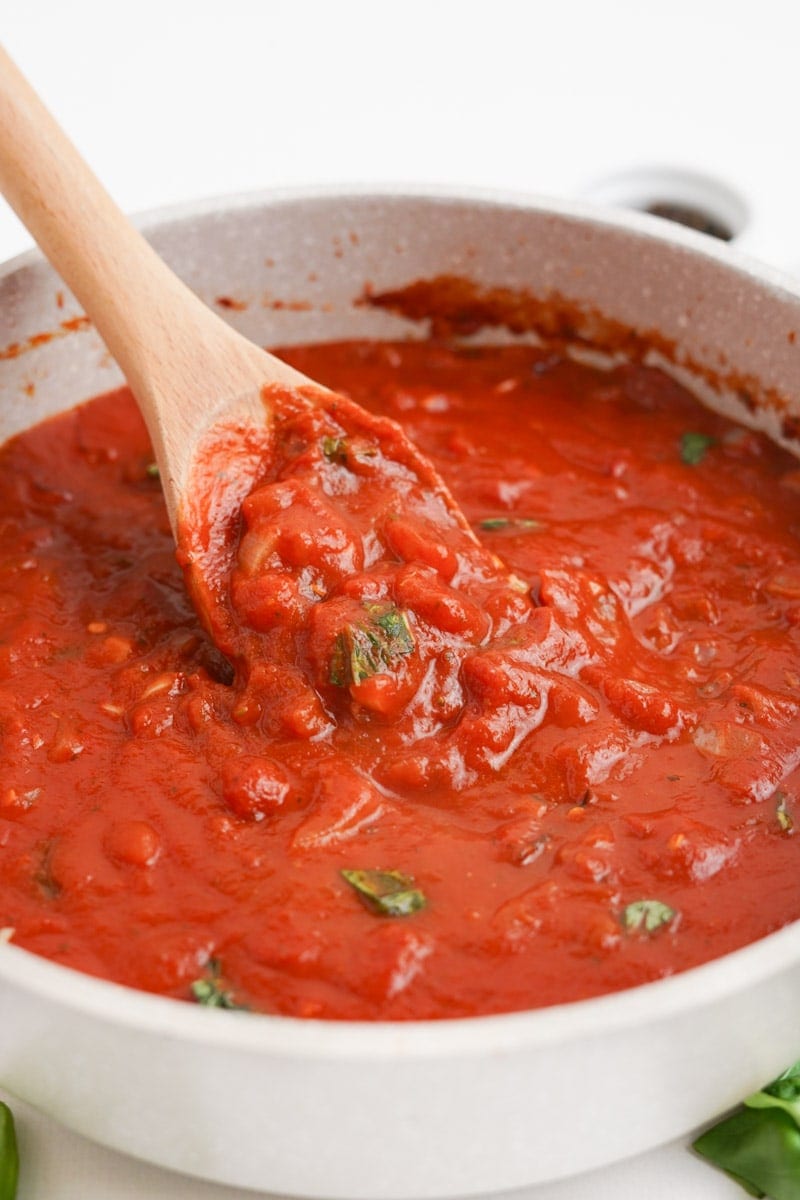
[2,340,800,1020]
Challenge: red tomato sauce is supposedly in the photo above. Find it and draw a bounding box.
[2,339,800,1020]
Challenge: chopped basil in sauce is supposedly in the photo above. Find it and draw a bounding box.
[190,961,247,1010]
[321,434,378,466]
[479,517,544,532]
[330,604,415,686]
[621,899,676,934]
[145,462,160,478]
[341,868,427,917]
[680,431,716,466]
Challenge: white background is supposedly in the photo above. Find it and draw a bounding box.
[2,0,798,1195]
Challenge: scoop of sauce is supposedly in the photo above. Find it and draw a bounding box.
[1,340,799,1020]
[177,383,533,761]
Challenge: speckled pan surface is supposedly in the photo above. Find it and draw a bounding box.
[1,188,800,1199]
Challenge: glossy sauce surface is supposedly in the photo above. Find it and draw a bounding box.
[2,340,800,1019]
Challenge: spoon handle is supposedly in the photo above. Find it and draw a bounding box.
[0,47,220,394]
[0,44,304,519]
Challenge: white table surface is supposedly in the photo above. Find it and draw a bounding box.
[2,1087,744,1200]
[2,1,797,1195]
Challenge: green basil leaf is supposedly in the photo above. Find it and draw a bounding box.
[341,868,426,917]
[190,959,247,1010]
[766,1061,800,1100]
[369,605,414,651]
[145,461,160,479]
[0,1102,18,1200]
[621,899,676,934]
[680,431,716,465]
[330,605,415,686]
[694,1106,800,1199]
[479,517,544,532]
[747,1062,800,1126]
[321,435,378,466]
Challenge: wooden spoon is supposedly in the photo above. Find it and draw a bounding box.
[0,46,539,752]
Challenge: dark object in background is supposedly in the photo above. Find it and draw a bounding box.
[645,200,733,241]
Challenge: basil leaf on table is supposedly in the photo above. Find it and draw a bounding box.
[750,1062,800,1127]
[0,1101,18,1200]
[694,1060,800,1198]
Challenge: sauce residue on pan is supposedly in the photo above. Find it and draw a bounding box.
[1,339,800,1020]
